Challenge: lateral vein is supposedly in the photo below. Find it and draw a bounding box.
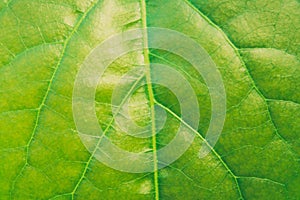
[9,0,100,197]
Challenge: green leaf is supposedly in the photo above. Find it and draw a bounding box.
[0,0,299,199]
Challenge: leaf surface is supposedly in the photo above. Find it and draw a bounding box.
[0,0,299,199]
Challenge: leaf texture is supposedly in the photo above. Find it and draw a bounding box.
[0,0,299,199]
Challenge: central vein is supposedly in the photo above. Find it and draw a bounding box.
[140,0,159,199]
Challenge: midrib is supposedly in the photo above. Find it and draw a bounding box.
[140,0,160,200]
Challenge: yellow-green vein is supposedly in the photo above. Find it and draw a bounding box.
[140,0,160,199]
[71,74,146,198]
[9,0,100,196]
